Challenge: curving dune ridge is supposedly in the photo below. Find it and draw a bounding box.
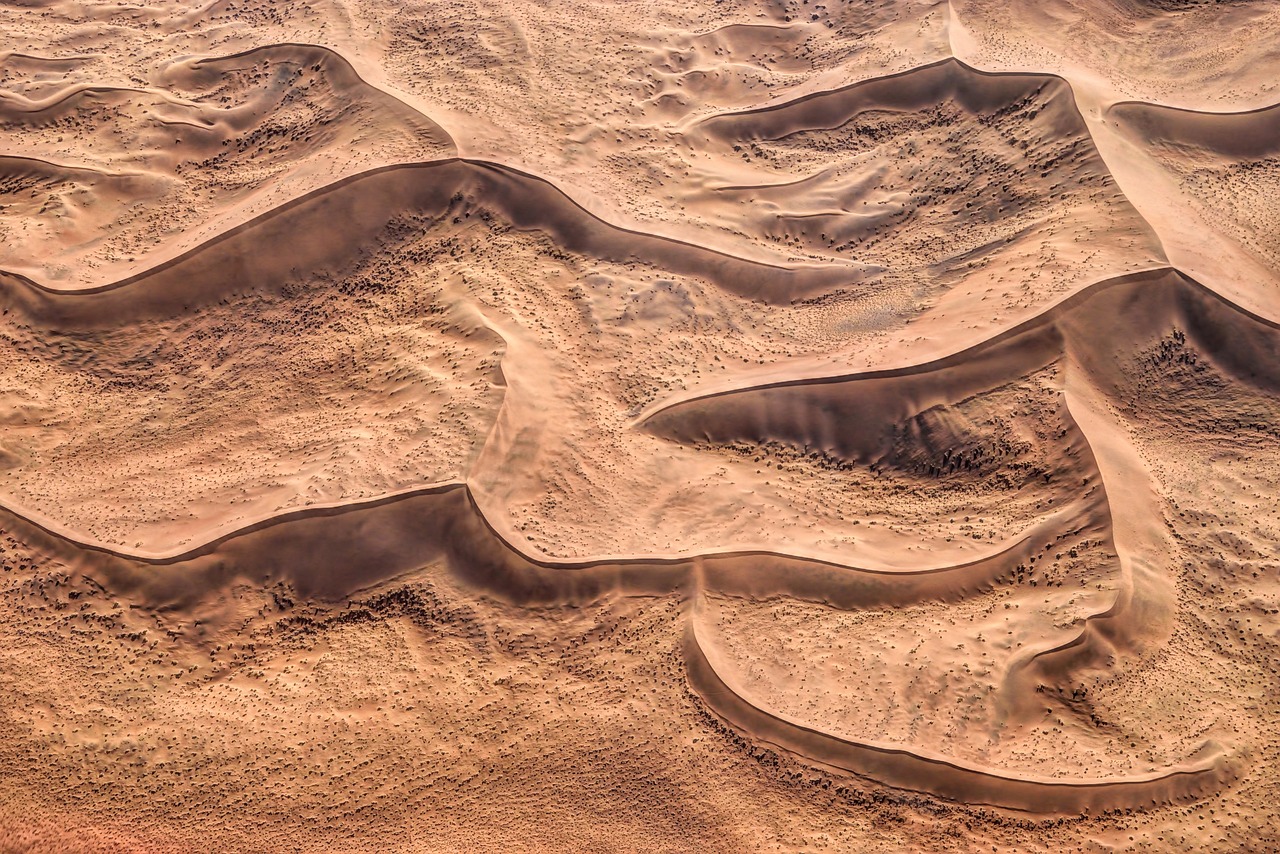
[0,158,872,316]
[1,1,1280,851]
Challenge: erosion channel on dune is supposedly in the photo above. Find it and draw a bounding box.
[1,1,1279,852]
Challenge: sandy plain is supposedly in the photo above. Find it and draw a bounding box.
[1,0,1279,851]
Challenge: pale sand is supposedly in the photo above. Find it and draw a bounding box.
[1,1,1279,851]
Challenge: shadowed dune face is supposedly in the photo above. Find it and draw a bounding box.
[643,318,1066,460]
[679,60,1163,330]
[1055,269,1280,416]
[684,610,1238,816]
[0,43,454,285]
[0,214,505,547]
[1110,101,1280,273]
[0,158,873,319]
[3,0,1280,849]
[643,272,1279,803]
[645,345,1102,557]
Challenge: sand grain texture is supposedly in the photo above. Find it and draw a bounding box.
[1,0,1278,852]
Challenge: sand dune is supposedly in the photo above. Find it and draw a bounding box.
[1106,99,1280,286]
[2,1,1279,851]
[1109,100,1280,160]
[951,0,1280,108]
[678,58,1162,314]
[0,42,454,286]
[699,58,1072,139]
[0,474,1057,614]
[641,269,1276,808]
[685,612,1237,814]
[0,158,873,315]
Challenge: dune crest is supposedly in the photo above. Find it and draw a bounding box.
[2,1,1278,850]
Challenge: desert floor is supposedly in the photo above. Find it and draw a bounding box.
[1,0,1279,851]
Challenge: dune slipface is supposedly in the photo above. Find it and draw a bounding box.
[0,2,1278,852]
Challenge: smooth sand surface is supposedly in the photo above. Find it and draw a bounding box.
[1,1,1278,851]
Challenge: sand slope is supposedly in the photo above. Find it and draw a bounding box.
[1,0,1279,851]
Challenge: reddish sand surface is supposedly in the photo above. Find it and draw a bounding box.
[1,1,1279,851]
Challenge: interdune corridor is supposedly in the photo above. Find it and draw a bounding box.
[1,1,1278,851]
